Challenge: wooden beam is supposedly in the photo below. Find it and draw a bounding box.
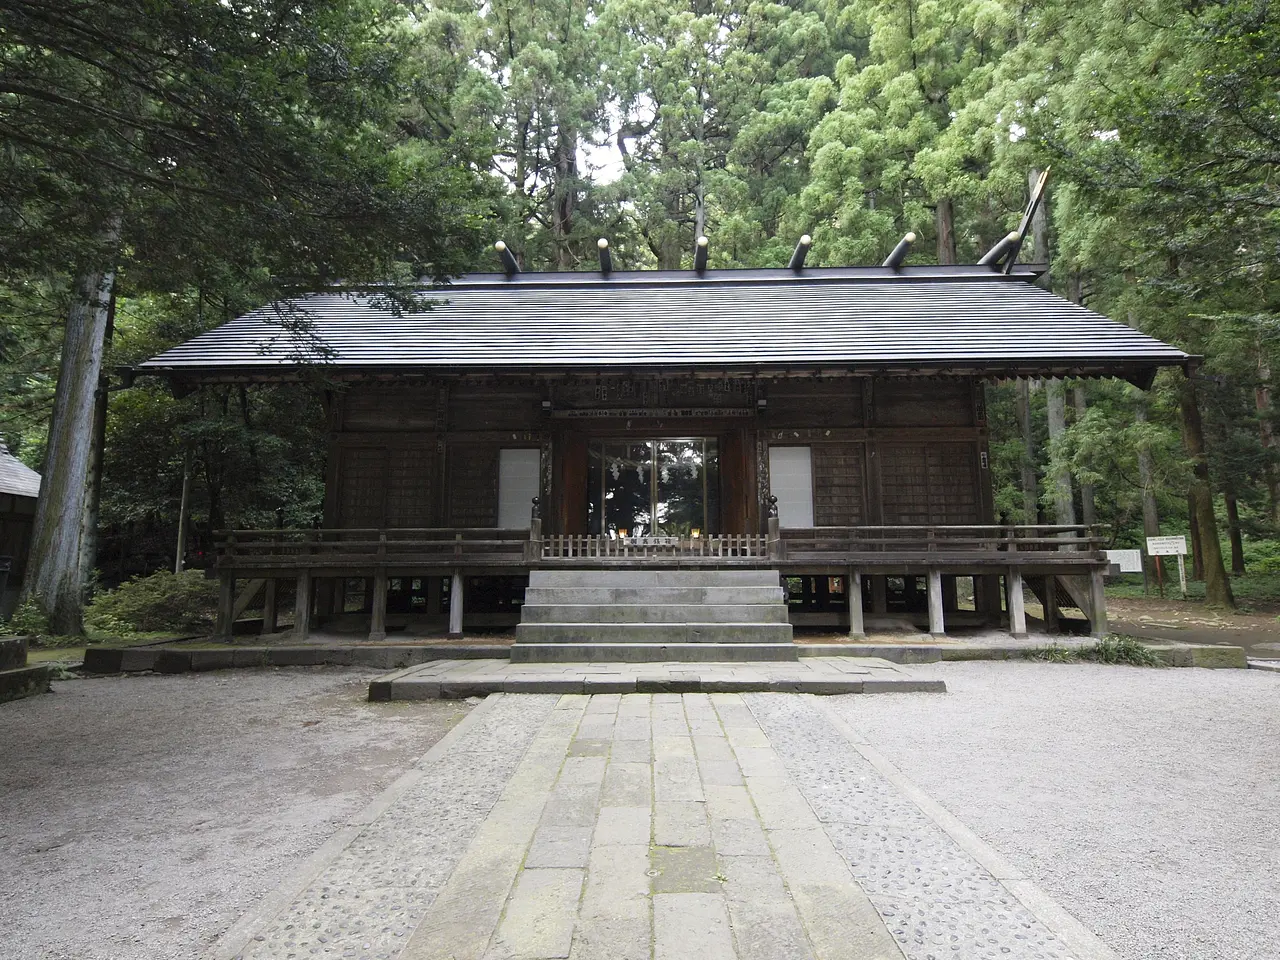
[1007,567,1027,637]
[1089,568,1108,637]
[847,567,864,638]
[294,571,312,640]
[369,569,388,642]
[1042,575,1059,633]
[261,578,278,635]
[214,574,235,641]
[232,578,265,620]
[927,568,945,636]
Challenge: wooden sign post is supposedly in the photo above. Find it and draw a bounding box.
[1146,536,1189,599]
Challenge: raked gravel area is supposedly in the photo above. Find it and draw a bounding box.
[0,669,472,960]
[827,661,1280,960]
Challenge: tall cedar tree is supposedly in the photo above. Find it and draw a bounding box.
[1,0,490,632]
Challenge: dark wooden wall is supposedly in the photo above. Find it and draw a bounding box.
[0,493,36,618]
[325,375,992,532]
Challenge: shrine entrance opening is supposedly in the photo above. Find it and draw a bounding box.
[587,438,721,537]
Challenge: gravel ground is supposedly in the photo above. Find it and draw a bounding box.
[0,669,470,960]
[827,661,1280,960]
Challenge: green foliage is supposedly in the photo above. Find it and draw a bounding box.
[1030,635,1163,666]
[84,571,219,635]
[3,0,1280,612]
[1078,635,1164,667]
[1244,540,1280,575]
[1028,642,1078,663]
[4,595,50,639]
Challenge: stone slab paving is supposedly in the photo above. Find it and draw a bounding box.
[223,692,1117,960]
[369,657,945,700]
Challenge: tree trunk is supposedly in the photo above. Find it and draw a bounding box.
[79,286,117,602]
[1045,378,1076,529]
[21,225,121,634]
[1179,376,1234,607]
[935,197,956,264]
[1134,399,1161,585]
[1015,379,1038,523]
[553,123,577,270]
[1188,492,1204,581]
[1255,350,1279,522]
[1028,168,1050,286]
[1224,485,1245,576]
[1072,385,1097,526]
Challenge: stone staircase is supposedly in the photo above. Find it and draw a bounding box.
[511,569,797,662]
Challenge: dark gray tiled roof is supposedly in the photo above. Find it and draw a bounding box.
[137,267,1188,380]
[0,446,40,498]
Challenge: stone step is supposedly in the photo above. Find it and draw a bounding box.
[515,622,794,645]
[519,603,791,624]
[0,664,51,704]
[528,569,780,588]
[508,642,800,663]
[522,586,785,605]
[519,602,789,624]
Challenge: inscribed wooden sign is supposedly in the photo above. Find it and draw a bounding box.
[1145,535,1188,556]
[1104,549,1144,573]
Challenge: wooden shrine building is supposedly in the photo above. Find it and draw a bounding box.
[137,245,1189,652]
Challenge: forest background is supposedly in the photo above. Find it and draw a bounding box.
[2,0,1277,632]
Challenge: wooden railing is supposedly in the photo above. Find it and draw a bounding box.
[214,523,1106,572]
[779,524,1106,562]
[215,527,534,569]
[541,533,769,561]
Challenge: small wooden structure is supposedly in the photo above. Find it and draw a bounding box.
[0,444,41,619]
[137,255,1188,640]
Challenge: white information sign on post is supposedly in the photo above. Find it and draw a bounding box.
[1145,535,1188,556]
[1145,536,1188,597]
[1104,549,1144,574]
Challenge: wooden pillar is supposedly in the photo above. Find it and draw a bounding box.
[294,571,312,640]
[871,576,887,614]
[1089,567,1109,637]
[215,574,234,641]
[448,570,464,638]
[1041,575,1059,633]
[369,570,388,642]
[261,578,278,635]
[1007,567,1027,638]
[926,568,945,637]
[847,568,864,638]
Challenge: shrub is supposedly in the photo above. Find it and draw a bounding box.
[1028,642,1078,663]
[85,569,219,634]
[1078,634,1163,667]
[4,595,49,638]
[1244,538,1280,574]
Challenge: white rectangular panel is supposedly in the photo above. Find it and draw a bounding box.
[769,446,814,528]
[498,448,541,529]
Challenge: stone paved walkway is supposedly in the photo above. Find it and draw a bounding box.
[370,657,945,700]
[216,693,1117,960]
